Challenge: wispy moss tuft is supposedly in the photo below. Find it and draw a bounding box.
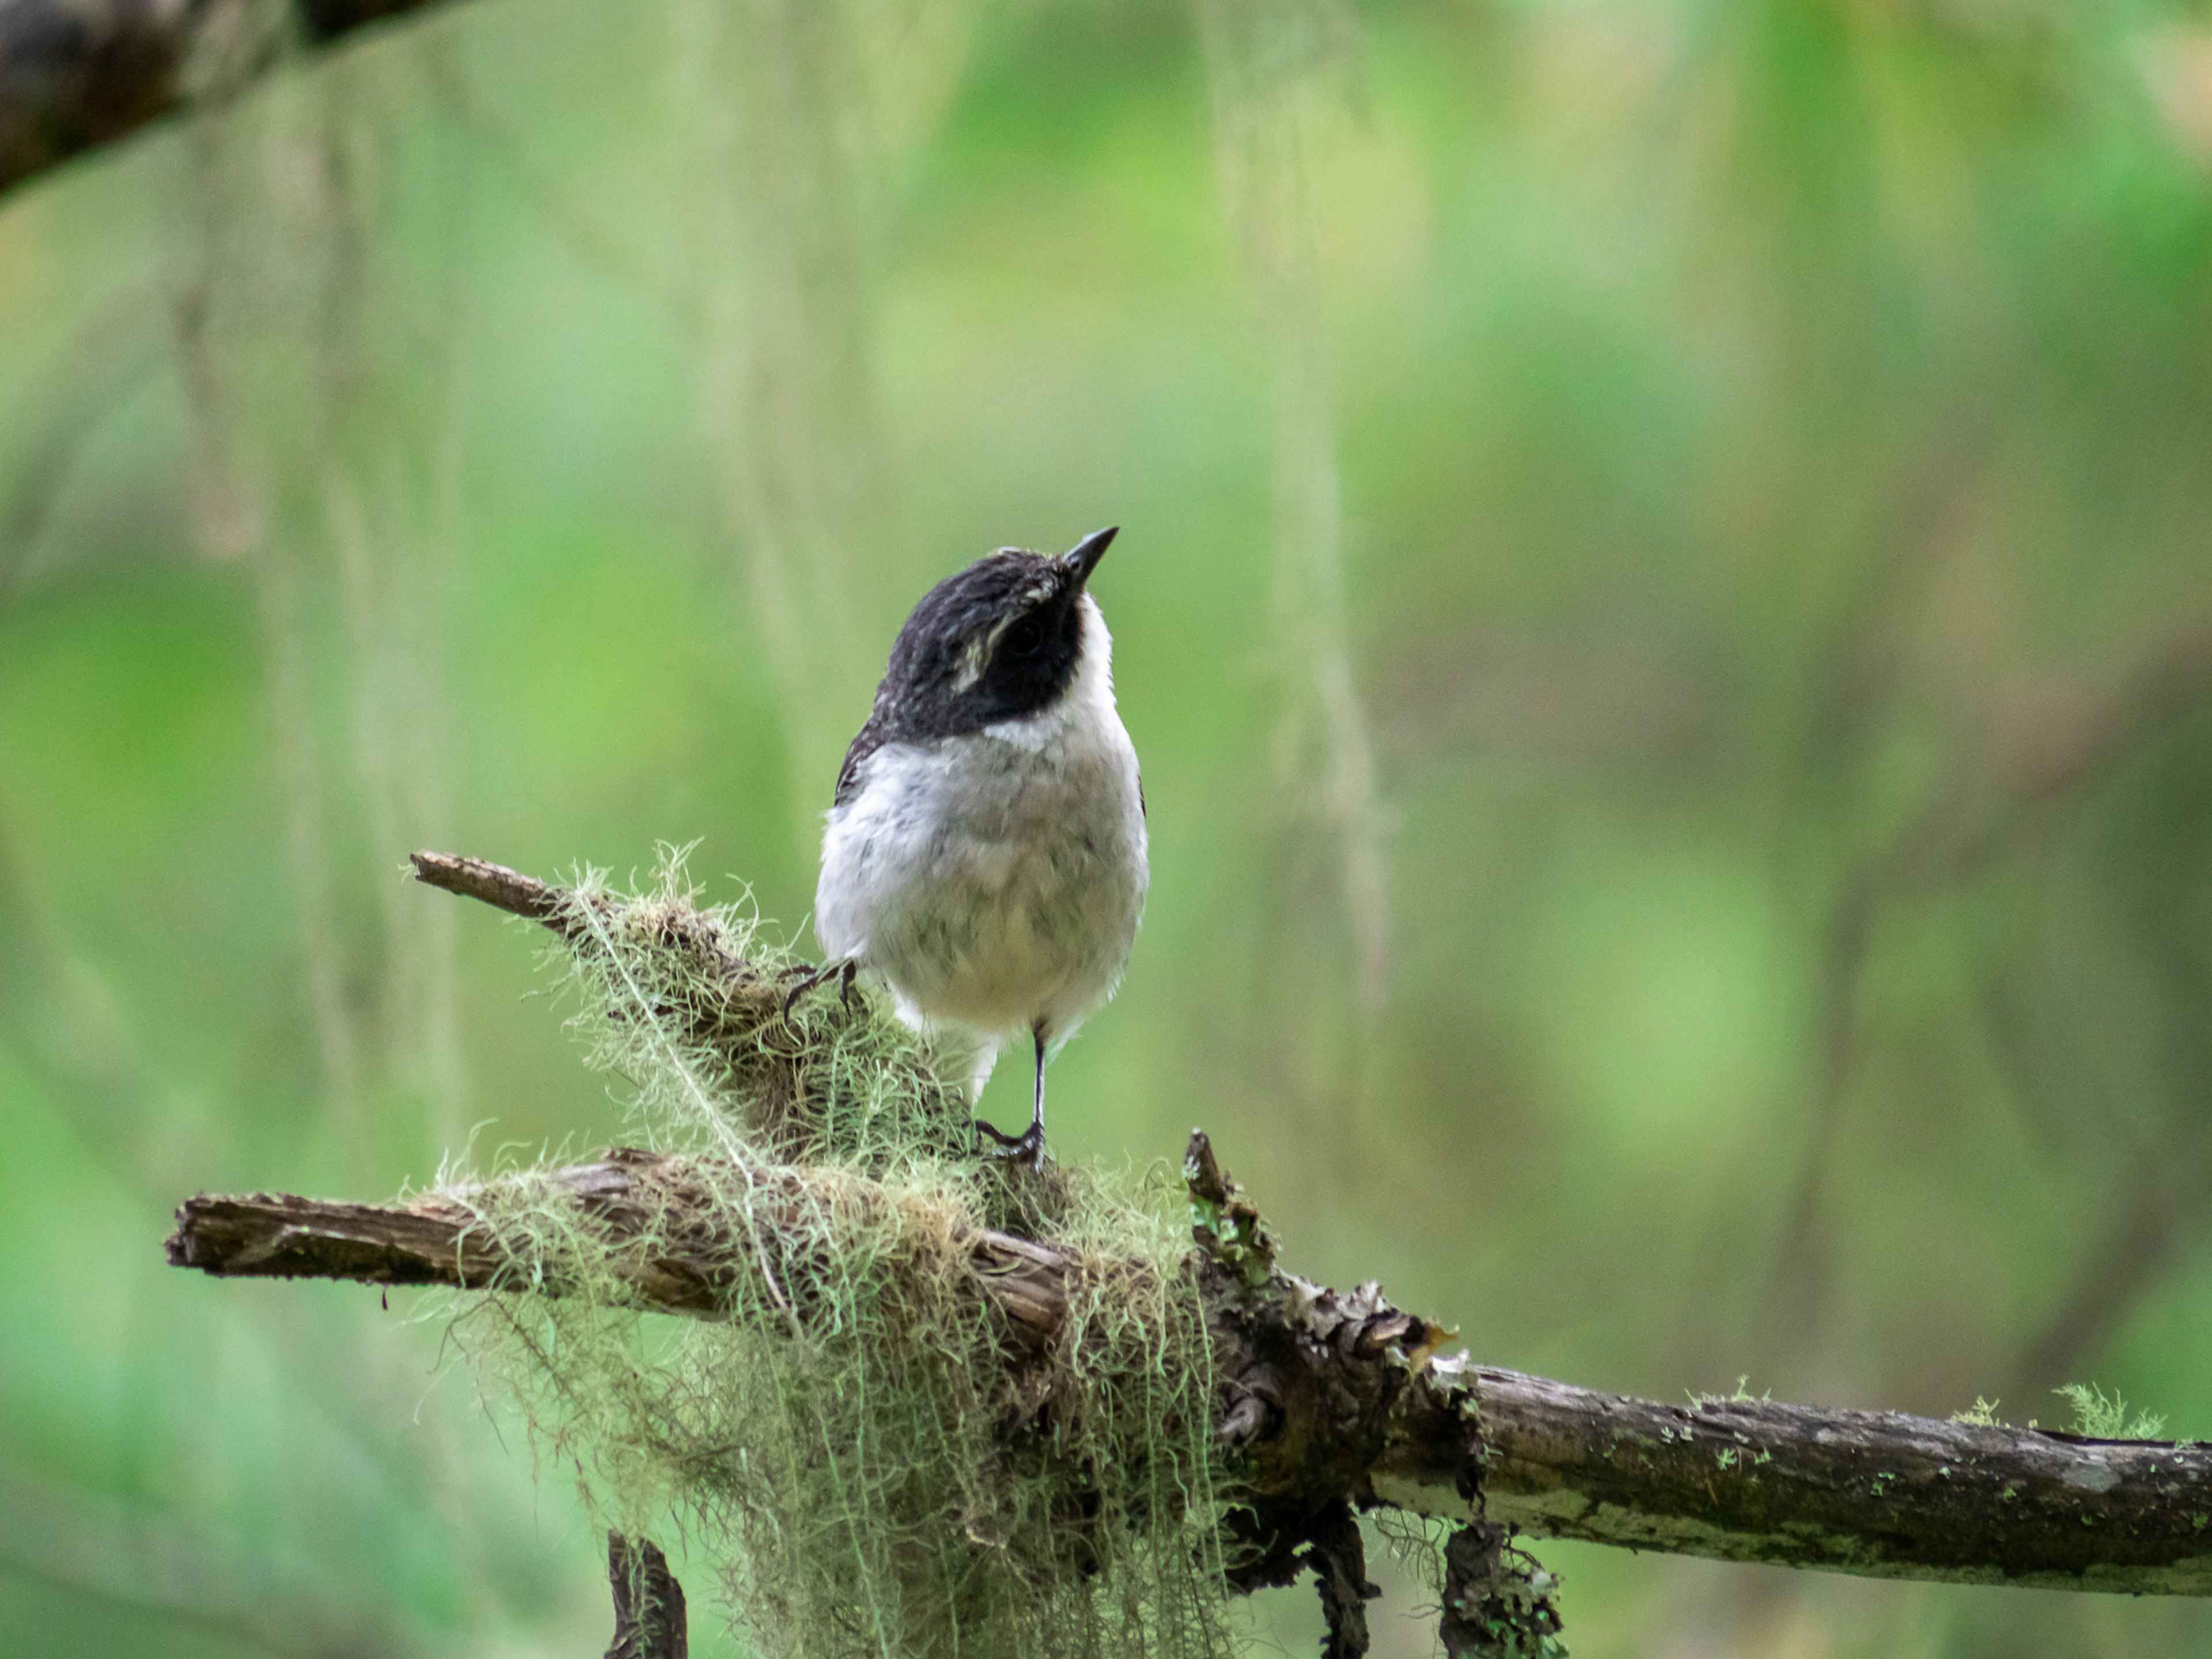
[436,850,1234,1658]
[2055,1384,2168,1442]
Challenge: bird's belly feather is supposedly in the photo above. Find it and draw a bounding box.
[816,719,1147,1042]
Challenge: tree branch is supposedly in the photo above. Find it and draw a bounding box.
[1381,1368,2212,1594]
[168,1145,2212,1597]
[167,1147,1072,1352]
[0,0,460,200]
[406,848,569,930]
[165,851,2212,1611]
[605,1535,685,1659]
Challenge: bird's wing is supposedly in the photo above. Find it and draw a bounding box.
[833,714,890,809]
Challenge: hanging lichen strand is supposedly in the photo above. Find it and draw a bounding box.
[434,851,1234,1659]
[1193,0,1392,1195]
[169,37,469,1166]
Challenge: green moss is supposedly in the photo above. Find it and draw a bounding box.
[435,851,1233,1658]
[2055,1383,2168,1442]
[1687,1376,1770,1408]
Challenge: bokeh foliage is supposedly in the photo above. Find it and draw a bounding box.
[3,0,2212,1654]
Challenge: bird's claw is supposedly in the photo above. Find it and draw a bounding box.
[782,959,857,1020]
[974,1119,1048,1171]
[781,969,827,1020]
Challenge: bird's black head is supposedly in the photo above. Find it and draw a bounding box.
[871,527,1118,740]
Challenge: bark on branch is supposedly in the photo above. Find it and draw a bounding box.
[162,851,2212,1610]
[605,1535,686,1659]
[0,0,459,200]
[166,1148,1073,1350]
[168,1144,2212,1598]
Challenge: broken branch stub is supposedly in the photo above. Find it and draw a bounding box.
[606,1535,687,1659]
[1438,1523,1565,1659]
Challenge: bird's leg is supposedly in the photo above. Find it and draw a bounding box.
[975,1027,1049,1169]
[1026,1025,1047,1162]
[838,959,857,1008]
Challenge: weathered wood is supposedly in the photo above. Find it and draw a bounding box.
[167,1148,1074,1352]
[166,1152,2212,1597]
[0,0,458,200]
[166,852,2212,1604]
[407,849,569,930]
[606,1535,686,1659]
[404,850,969,1168]
[1376,1363,2212,1594]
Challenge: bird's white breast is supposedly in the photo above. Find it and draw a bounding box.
[816,596,1148,1054]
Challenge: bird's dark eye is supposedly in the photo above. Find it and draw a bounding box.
[1003,615,1045,658]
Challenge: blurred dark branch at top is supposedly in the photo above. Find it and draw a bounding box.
[0,0,460,200]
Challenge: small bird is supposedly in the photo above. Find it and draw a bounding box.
[797,527,1147,1167]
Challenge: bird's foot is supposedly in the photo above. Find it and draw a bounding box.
[974,1118,1048,1171]
[782,959,857,1020]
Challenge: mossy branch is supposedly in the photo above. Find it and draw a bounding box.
[169,1122,2212,1597]
[1381,1363,2212,1594]
[168,1157,2212,1596]
[161,849,2212,1653]
[168,1147,1071,1351]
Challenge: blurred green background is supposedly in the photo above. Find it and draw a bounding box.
[6,0,2212,1653]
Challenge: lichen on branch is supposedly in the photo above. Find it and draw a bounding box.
[404,849,1236,1659]
[167,850,2212,1658]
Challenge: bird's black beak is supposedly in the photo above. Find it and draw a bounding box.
[1060,525,1118,589]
